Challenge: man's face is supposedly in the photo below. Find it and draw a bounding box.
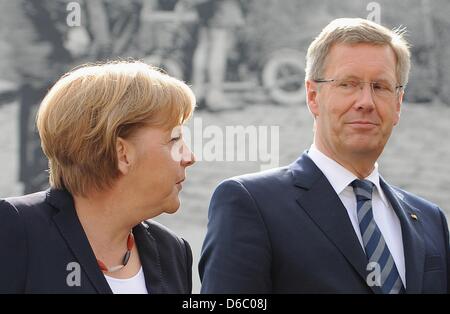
[307,43,403,161]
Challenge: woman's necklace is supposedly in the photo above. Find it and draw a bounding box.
[97,231,135,273]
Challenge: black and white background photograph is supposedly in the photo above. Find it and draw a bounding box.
[0,0,449,294]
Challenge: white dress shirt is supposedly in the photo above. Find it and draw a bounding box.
[307,144,406,287]
[104,266,149,294]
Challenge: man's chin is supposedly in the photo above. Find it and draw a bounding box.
[345,141,382,155]
[345,136,383,155]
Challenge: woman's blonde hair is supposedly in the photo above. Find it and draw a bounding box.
[305,18,411,86]
[36,61,196,196]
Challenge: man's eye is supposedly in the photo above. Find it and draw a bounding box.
[373,83,390,91]
[339,80,358,88]
[170,136,181,142]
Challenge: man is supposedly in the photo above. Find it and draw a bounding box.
[199,18,450,293]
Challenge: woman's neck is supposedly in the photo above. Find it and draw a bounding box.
[73,192,137,264]
[73,192,144,279]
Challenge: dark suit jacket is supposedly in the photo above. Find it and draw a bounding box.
[0,188,192,294]
[199,153,450,293]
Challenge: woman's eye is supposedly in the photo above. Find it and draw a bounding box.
[170,136,181,142]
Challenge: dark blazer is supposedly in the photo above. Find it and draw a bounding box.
[0,188,192,294]
[199,152,450,293]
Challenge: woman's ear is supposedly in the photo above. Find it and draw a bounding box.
[116,137,134,175]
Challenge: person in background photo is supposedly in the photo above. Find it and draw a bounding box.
[199,18,450,294]
[0,61,196,293]
[189,0,244,111]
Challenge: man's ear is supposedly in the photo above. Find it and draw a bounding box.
[306,80,319,117]
[116,137,134,175]
[393,90,404,126]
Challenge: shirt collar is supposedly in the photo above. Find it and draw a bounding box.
[307,144,390,207]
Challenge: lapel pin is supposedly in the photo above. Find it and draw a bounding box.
[410,213,418,221]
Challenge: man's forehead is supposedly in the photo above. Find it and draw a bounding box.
[327,42,396,60]
[323,43,397,78]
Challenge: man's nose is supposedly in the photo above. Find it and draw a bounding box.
[354,82,376,109]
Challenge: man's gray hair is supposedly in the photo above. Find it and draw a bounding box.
[305,18,411,86]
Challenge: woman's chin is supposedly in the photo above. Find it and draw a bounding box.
[163,198,181,215]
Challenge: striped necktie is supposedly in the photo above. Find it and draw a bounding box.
[351,179,405,294]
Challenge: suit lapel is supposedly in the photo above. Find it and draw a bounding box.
[291,153,379,293]
[47,189,112,294]
[133,222,166,293]
[380,179,425,293]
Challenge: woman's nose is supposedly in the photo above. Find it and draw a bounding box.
[181,144,196,167]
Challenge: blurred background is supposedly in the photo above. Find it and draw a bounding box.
[1,0,449,293]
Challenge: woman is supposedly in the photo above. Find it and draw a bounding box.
[0,61,196,293]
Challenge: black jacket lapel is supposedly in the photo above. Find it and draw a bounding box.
[133,222,166,293]
[47,188,112,294]
[380,179,426,293]
[291,153,379,293]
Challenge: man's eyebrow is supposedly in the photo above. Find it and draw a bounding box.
[337,75,361,80]
[371,78,395,84]
[338,75,395,83]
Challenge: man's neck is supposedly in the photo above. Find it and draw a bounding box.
[313,141,378,179]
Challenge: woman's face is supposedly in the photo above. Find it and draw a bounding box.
[118,124,195,218]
